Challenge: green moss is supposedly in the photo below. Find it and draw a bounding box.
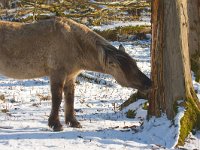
[94,25,151,41]
[119,91,147,110]
[94,29,118,41]
[126,109,136,118]
[142,102,149,110]
[19,15,33,22]
[173,101,179,115]
[92,19,102,26]
[178,96,200,146]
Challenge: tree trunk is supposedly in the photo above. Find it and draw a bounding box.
[0,0,10,9]
[188,0,200,82]
[149,0,200,146]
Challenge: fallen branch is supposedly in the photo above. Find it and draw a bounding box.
[78,72,115,87]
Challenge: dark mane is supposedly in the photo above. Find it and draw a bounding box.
[102,44,137,76]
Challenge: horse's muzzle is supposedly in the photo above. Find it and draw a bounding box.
[140,80,153,94]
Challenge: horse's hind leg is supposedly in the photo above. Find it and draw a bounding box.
[64,78,82,128]
[48,72,65,131]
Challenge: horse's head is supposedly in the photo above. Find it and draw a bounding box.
[103,44,152,92]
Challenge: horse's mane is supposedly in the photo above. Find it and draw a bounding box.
[56,17,136,74]
[101,43,137,75]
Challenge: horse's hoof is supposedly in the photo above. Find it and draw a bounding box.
[48,120,63,131]
[70,121,82,128]
[49,124,63,131]
[52,125,63,132]
[65,118,82,128]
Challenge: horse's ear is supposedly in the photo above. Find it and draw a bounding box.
[118,44,125,52]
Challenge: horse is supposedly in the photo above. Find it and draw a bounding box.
[0,17,152,131]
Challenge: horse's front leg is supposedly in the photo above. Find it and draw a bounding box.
[48,72,65,131]
[64,78,82,128]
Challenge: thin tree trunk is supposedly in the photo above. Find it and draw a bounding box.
[148,0,165,117]
[149,0,200,146]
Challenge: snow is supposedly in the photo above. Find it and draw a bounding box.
[21,13,55,20]
[183,132,200,150]
[91,21,151,31]
[0,31,200,149]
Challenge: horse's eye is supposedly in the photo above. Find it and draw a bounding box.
[108,61,114,65]
[108,61,117,68]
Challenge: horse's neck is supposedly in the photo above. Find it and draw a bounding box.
[79,41,105,74]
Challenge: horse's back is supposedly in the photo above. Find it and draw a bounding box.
[0,17,99,79]
[0,20,59,79]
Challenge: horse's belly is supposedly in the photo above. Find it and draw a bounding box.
[1,69,48,79]
[0,59,48,79]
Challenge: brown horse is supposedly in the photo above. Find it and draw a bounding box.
[0,17,152,131]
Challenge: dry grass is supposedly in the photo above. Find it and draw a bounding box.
[0,94,5,102]
[37,94,51,101]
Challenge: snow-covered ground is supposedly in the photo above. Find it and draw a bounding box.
[0,39,200,149]
[91,21,151,31]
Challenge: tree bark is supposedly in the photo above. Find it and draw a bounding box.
[188,0,200,56]
[188,0,200,82]
[149,0,200,146]
[0,0,10,9]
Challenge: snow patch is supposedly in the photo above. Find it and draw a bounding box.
[121,99,185,149]
[91,21,150,31]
